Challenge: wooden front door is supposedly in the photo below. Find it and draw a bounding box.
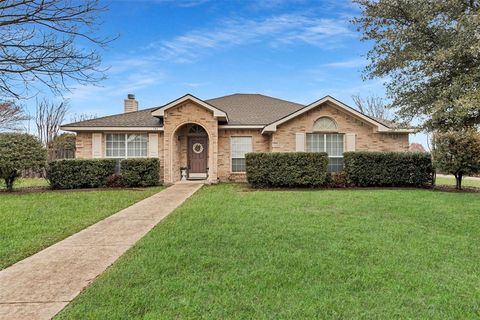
[188,136,208,174]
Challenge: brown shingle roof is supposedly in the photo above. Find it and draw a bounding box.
[206,93,304,125]
[60,93,405,130]
[62,107,162,127]
[61,93,304,128]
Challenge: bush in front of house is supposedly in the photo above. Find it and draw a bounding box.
[120,158,160,187]
[0,133,47,191]
[326,171,350,188]
[47,159,116,189]
[344,151,433,187]
[246,152,329,188]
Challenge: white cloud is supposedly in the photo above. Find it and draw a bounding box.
[112,0,210,7]
[323,58,367,68]
[150,13,355,63]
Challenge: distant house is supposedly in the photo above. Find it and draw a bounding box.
[61,93,414,184]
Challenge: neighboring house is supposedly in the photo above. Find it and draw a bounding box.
[61,93,414,184]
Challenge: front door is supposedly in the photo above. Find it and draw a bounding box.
[188,136,208,176]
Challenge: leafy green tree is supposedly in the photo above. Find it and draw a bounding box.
[433,130,480,189]
[0,133,46,191]
[48,133,76,160]
[353,0,480,130]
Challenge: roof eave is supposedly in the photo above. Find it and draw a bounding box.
[61,126,164,132]
[151,94,229,122]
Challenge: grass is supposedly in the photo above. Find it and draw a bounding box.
[57,184,480,319]
[0,177,49,189]
[0,187,163,269]
[435,175,480,189]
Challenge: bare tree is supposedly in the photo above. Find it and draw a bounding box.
[35,99,68,146]
[0,101,29,131]
[351,94,392,120]
[0,0,113,100]
[409,143,426,153]
[69,113,97,123]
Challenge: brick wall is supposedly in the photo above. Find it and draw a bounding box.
[75,132,93,159]
[217,129,270,182]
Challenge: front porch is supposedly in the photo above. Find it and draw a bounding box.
[164,122,218,184]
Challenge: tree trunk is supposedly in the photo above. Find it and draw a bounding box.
[6,176,14,192]
[5,171,18,192]
[454,173,463,190]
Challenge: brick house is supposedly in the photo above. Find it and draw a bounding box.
[61,93,414,184]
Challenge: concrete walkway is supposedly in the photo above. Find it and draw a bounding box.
[0,182,203,320]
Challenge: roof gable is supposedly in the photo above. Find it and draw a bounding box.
[151,94,228,121]
[262,96,410,133]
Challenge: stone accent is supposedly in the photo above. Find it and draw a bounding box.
[218,129,270,182]
[271,101,409,152]
[162,101,219,184]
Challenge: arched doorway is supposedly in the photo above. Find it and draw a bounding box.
[171,123,210,182]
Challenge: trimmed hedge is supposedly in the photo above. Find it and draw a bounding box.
[120,158,160,187]
[246,152,329,188]
[47,159,116,189]
[47,158,160,189]
[344,152,433,187]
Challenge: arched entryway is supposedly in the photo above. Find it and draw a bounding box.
[171,123,210,181]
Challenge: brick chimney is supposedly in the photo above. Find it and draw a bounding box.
[124,94,138,113]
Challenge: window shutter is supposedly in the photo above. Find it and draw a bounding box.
[148,133,159,157]
[295,133,306,152]
[345,133,356,152]
[92,133,102,158]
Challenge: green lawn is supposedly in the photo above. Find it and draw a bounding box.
[0,177,49,189]
[435,175,480,189]
[57,185,480,319]
[0,187,163,269]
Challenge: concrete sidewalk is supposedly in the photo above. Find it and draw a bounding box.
[0,182,203,320]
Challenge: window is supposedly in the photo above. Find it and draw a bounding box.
[313,117,337,131]
[106,133,147,158]
[306,133,344,172]
[231,137,252,173]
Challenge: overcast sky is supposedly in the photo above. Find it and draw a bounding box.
[26,0,428,147]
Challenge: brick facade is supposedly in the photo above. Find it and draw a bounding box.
[73,98,409,184]
[162,101,219,184]
[217,129,270,182]
[271,101,409,152]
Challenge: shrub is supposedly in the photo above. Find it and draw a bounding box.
[106,174,123,188]
[47,159,116,189]
[432,130,480,189]
[0,133,46,191]
[344,151,433,187]
[246,152,329,188]
[327,171,350,188]
[120,158,160,187]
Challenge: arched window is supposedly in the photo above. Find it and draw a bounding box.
[188,124,207,136]
[313,117,337,131]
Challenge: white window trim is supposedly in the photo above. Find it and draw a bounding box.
[104,133,149,159]
[230,136,252,174]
